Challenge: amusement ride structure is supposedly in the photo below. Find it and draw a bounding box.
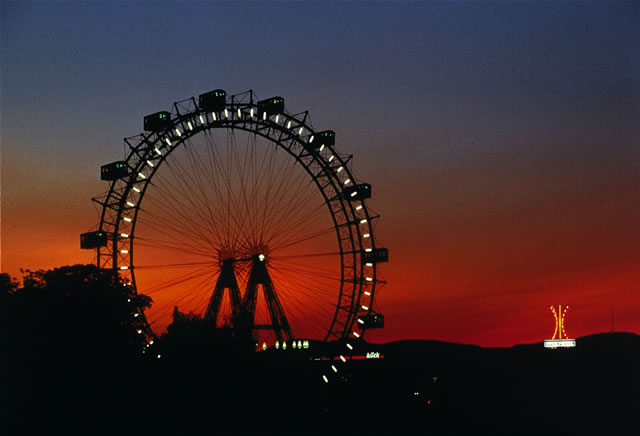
[82,89,388,373]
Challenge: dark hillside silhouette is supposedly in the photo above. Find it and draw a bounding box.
[4,266,639,435]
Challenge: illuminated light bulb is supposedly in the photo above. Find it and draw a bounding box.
[350,192,358,198]
[120,233,129,238]
[365,263,373,267]
[322,375,328,383]
[134,313,139,317]
[157,354,161,359]
[356,205,363,211]
[298,127,304,135]
[365,248,372,252]
[287,120,292,129]
[237,108,242,118]
[364,291,371,296]
[360,219,367,224]
[363,233,370,238]
[187,121,193,130]
[339,355,347,363]
[138,172,146,179]
[319,144,325,152]
[258,254,265,261]
[357,319,364,324]
[344,179,351,185]
[137,330,142,334]
[123,217,132,222]
[175,128,181,136]
[121,250,129,254]
[353,331,360,338]
[263,112,267,121]
[365,277,373,282]
[275,114,280,123]
[165,138,172,145]
[361,305,369,311]
[212,112,217,121]
[331,365,337,373]
[337,166,344,173]
[120,266,128,270]
[224,109,229,118]
[154,148,162,156]
[346,343,353,350]
[250,108,254,117]
[309,135,315,143]
[149,340,154,345]
[132,187,141,193]
[146,160,154,167]
[127,298,131,302]
[199,115,204,124]
[328,155,334,162]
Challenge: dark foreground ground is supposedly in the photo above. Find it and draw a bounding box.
[7,332,639,435]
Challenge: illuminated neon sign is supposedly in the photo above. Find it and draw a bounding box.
[544,305,576,349]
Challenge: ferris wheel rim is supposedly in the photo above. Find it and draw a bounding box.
[94,90,380,343]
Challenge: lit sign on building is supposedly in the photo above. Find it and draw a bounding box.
[544,339,577,348]
[544,305,576,349]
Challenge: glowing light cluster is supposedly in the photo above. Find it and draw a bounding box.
[544,304,576,349]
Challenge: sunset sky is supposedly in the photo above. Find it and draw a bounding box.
[2,1,638,347]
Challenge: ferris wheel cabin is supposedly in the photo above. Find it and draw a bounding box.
[360,312,385,329]
[308,130,335,150]
[80,231,108,249]
[257,97,285,116]
[343,183,371,200]
[100,161,128,181]
[198,89,227,112]
[143,111,172,132]
[363,248,389,264]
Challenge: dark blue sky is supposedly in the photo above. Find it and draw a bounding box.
[2,1,639,345]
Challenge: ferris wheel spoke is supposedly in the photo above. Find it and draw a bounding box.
[207,132,253,249]
[134,238,213,258]
[274,281,336,333]
[270,251,342,260]
[268,208,332,252]
[146,172,221,249]
[270,264,343,288]
[229,130,258,240]
[136,206,218,253]
[247,141,300,244]
[269,226,336,252]
[258,155,312,242]
[158,157,224,247]
[148,272,217,326]
[263,177,321,245]
[142,264,218,295]
[198,132,238,234]
[133,261,216,270]
[181,138,236,241]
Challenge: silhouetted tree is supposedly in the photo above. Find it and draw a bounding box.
[5,264,153,434]
[8,264,152,359]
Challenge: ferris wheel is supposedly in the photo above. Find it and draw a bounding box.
[82,89,387,349]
